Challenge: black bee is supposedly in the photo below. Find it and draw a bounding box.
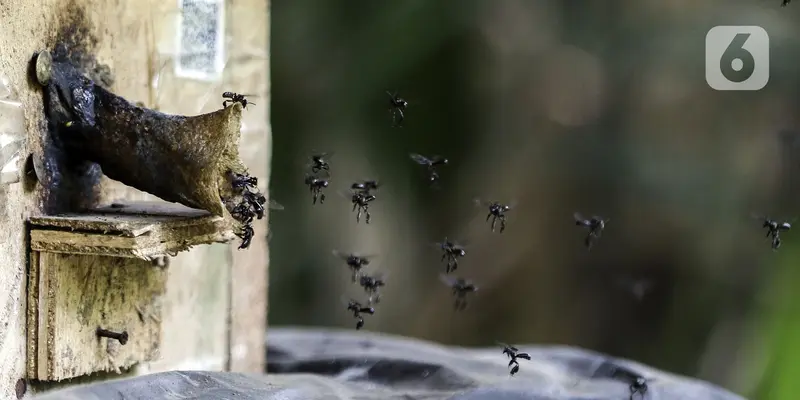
[783,0,790,6]
[386,91,408,127]
[351,179,381,195]
[222,92,256,109]
[358,272,387,305]
[342,189,376,224]
[308,152,333,174]
[333,250,377,282]
[753,214,794,250]
[231,202,256,224]
[475,198,516,233]
[237,224,254,250]
[342,297,375,330]
[497,342,531,376]
[230,172,258,191]
[434,237,467,273]
[304,173,329,204]
[574,212,610,250]
[439,274,478,311]
[245,192,283,220]
[609,367,651,400]
[409,153,448,183]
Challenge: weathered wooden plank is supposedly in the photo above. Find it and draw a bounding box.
[29,253,167,381]
[28,201,236,259]
[30,201,222,237]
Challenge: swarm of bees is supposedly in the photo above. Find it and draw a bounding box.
[228,171,283,250]
[284,87,797,383]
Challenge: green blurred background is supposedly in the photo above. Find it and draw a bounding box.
[268,1,800,398]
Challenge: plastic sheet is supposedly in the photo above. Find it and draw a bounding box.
[0,73,25,185]
[30,327,747,400]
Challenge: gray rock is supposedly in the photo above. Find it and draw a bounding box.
[31,327,747,400]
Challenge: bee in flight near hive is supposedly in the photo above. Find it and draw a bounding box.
[574,212,609,250]
[306,151,334,175]
[409,153,449,184]
[342,297,375,330]
[475,198,516,233]
[439,274,478,311]
[332,250,377,283]
[386,91,408,127]
[433,237,467,273]
[358,272,387,305]
[752,213,795,250]
[304,173,329,205]
[497,342,531,376]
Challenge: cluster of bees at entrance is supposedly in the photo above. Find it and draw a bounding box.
[222,73,794,396]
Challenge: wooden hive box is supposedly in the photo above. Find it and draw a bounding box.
[26,201,234,381]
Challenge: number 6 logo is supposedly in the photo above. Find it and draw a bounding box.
[706,26,769,91]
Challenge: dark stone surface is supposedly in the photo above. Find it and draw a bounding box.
[31,327,748,400]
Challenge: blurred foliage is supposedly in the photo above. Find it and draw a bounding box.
[269,1,800,398]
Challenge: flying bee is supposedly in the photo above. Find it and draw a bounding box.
[332,250,377,282]
[340,189,376,224]
[439,274,478,311]
[574,212,610,250]
[358,272,387,305]
[386,91,408,127]
[222,92,256,109]
[474,198,516,233]
[351,179,381,195]
[304,173,329,205]
[497,342,531,376]
[409,153,449,183]
[342,297,375,330]
[307,152,334,175]
[433,237,467,273]
[752,214,795,250]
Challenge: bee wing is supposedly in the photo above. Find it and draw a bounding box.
[606,365,640,382]
[386,90,396,99]
[409,153,431,165]
[507,199,519,209]
[332,249,352,260]
[352,252,379,260]
[337,189,357,200]
[573,212,588,224]
[268,199,285,211]
[369,270,389,282]
[439,273,458,287]
[340,295,356,308]
[472,198,491,208]
[750,212,768,222]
